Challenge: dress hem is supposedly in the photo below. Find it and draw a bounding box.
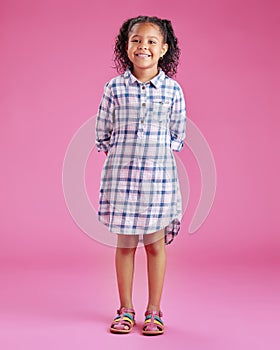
[97,216,181,245]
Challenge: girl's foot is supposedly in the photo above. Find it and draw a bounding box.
[110,307,135,334]
[142,309,164,335]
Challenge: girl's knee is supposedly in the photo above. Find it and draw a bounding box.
[144,231,165,256]
[117,246,137,256]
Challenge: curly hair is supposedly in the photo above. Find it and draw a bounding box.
[113,16,180,77]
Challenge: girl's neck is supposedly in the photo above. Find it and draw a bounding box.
[131,67,159,83]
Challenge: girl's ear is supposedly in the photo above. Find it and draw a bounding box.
[161,43,168,57]
[125,41,128,51]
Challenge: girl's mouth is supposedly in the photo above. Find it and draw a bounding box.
[135,53,151,58]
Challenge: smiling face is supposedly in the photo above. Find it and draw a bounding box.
[126,22,168,81]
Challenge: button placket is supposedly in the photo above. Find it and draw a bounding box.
[139,83,147,137]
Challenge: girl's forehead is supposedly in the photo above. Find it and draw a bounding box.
[128,22,163,38]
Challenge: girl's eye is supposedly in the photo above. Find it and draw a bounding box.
[130,39,157,44]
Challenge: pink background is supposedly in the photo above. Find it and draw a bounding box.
[1,0,279,349]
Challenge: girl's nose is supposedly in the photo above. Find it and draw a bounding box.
[138,41,148,50]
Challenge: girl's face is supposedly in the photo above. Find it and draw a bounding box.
[126,22,168,78]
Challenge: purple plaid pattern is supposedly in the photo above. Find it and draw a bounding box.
[95,69,186,244]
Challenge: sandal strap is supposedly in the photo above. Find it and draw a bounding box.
[113,317,133,327]
[117,307,135,316]
[145,309,163,318]
[144,310,164,327]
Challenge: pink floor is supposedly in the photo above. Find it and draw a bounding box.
[1,246,279,350]
[1,1,279,349]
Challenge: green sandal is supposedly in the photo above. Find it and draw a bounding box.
[142,310,164,335]
[110,307,135,334]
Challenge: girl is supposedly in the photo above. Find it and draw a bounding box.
[95,15,186,335]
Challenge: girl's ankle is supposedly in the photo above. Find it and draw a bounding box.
[146,305,160,312]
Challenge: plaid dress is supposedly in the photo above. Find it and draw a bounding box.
[95,69,186,244]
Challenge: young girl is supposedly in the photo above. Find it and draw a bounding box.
[95,15,186,335]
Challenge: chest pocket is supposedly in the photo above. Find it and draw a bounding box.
[146,99,171,124]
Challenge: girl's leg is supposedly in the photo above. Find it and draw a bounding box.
[115,234,139,310]
[143,229,166,312]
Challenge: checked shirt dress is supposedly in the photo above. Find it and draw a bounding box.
[95,69,186,245]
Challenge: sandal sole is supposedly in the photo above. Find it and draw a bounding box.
[142,330,164,335]
[110,328,133,334]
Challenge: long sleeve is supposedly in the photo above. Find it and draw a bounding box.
[95,82,114,153]
[169,84,187,152]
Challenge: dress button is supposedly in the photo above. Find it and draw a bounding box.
[141,120,144,123]
[142,86,145,90]
[142,102,146,107]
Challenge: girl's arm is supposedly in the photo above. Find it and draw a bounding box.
[170,85,187,152]
[95,82,114,154]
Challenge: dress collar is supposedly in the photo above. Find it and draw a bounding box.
[123,69,166,88]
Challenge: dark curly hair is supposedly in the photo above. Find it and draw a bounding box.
[114,16,180,77]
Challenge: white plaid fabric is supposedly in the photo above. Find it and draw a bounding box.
[95,69,186,244]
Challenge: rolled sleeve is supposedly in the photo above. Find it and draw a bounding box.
[171,138,184,152]
[170,84,187,152]
[95,82,114,153]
